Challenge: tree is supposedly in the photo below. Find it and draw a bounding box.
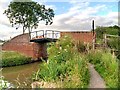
[4,0,54,34]
[95,26,119,39]
[95,26,106,39]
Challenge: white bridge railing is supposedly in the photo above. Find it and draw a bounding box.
[30,30,60,40]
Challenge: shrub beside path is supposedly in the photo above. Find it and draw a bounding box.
[88,63,106,88]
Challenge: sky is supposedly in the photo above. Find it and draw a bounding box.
[0,0,119,40]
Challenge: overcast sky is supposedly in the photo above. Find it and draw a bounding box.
[0,0,119,40]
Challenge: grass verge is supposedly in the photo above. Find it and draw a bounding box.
[86,49,118,88]
[1,51,31,67]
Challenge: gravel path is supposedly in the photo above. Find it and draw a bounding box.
[88,63,106,88]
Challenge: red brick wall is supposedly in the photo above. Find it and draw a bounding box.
[2,31,95,60]
[60,31,96,44]
[2,33,47,60]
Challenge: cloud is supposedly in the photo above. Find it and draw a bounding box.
[0,0,11,27]
[0,1,118,40]
[36,2,118,31]
[44,0,119,2]
[0,0,23,40]
[0,24,23,40]
[95,12,118,26]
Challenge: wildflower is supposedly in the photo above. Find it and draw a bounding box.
[0,79,14,89]
[59,47,62,50]
[47,60,49,64]
[64,49,67,52]
[67,45,70,47]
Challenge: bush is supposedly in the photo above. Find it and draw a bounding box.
[107,38,118,50]
[76,41,86,53]
[32,35,90,88]
[86,50,118,88]
[1,51,32,67]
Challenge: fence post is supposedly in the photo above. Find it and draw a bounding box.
[104,34,107,48]
[92,37,95,50]
[92,20,95,50]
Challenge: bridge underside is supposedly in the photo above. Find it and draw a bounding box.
[30,38,58,43]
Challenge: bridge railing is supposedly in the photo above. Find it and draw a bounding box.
[30,30,60,40]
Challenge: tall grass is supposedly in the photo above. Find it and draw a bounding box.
[1,51,31,67]
[32,36,90,88]
[86,50,118,88]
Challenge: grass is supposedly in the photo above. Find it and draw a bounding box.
[1,51,32,67]
[32,36,90,88]
[31,35,118,88]
[86,49,118,88]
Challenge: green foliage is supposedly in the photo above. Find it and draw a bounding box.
[95,26,106,39]
[95,26,119,39]
[32,36,89,88]
[76,41,86,53]
[4,0,54,33]
[86,50,118,88]
[106,36,118,57]
[1,51,31,67]
[95,26,119,53]
[87,51,102,64]
[107,38,118,50]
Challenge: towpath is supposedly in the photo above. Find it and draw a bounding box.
[88,63,106,88]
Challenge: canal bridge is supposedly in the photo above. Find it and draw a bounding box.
[2,30,60,60]
[29,30,60,60]
[2,30,95,60]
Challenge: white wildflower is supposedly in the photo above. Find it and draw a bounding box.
[59,47,62,50]
[64,49,67,52]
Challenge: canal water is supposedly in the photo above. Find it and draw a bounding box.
[2,62,41,88]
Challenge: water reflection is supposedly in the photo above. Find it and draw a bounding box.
[2,62,41,87]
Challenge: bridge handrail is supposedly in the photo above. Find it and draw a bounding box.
[30,30,61,33]
[30,30,61,40]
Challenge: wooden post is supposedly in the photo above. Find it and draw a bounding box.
[104,34,107,48]
[93,38,95,50]
[92,20,95,36]
[112,49,115,58]
[92,20,95,50]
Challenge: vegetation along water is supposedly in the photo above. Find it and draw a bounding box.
[32,36,90,88]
